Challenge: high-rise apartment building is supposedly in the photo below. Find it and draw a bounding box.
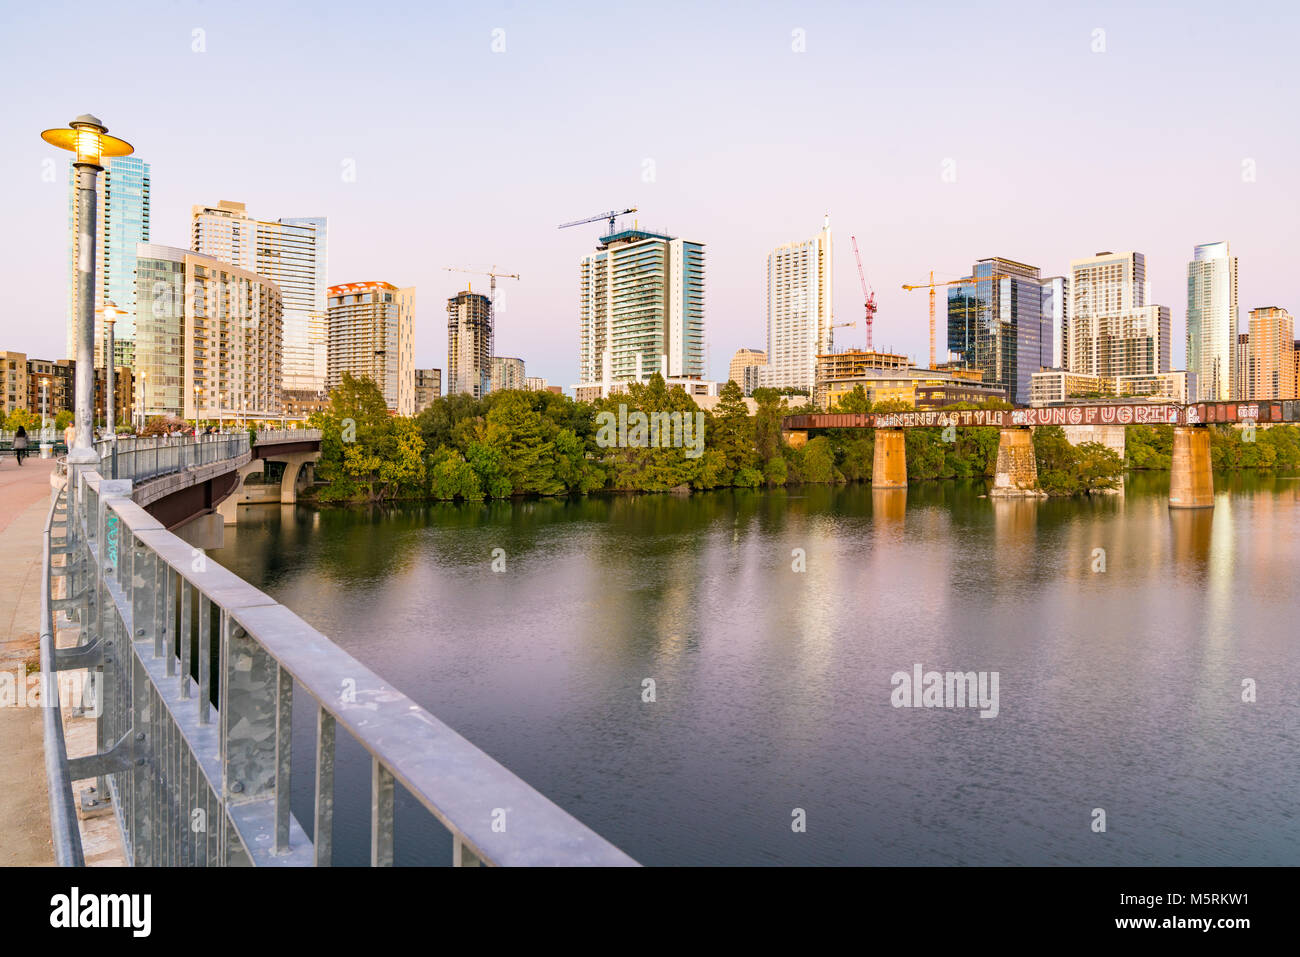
[326,282,415,415]
[1066,251,1169,381]
[67,156,150,368]
[1,352,29,417]
[575,227,706,397]
[1246,307,1294,399]
[134,244,283,420]
[1186,241,1239,401]
[1042,276,1068,370]
[759,219,832,393]
[26,359,76,419]
[414,368,442,412]
[946,257,1056,405]
[728,347,767,394]
[193,201,329,393]
[448,291,492,399]
[489,356,526,392]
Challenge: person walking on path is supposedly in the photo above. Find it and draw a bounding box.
[12,426,28,466]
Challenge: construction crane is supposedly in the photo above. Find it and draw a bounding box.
[444,265,519,357]
[901,271,1009,368]
[850,235,877,351]
[557,207,638,234]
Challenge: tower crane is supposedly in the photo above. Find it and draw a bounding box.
[901,271,1009,368]
[850,235,877,351]
[557,207,638,234]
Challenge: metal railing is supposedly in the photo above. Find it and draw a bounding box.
[40,483,84,866]
[94,434,250,484]
[41,465,636,867]
[256,428,322,444]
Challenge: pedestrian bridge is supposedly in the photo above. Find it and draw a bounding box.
[781,401,1300,509]
[81,430,324,531]
[39,436,636,867]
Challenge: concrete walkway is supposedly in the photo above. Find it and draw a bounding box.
[0,457,56,865]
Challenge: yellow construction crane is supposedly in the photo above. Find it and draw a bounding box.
[901,271,1009,368]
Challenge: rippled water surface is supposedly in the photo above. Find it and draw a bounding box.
[211,472,1300,865]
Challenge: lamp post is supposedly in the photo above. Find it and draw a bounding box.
[41,115,133,467]
[138,370,147,432]
[101,300,120,476]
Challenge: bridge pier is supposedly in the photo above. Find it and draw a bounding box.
[990,428,1043,497]
[782,429,808,450]
[872,429,908,488]
[215,460,265,525]
[1169,425,1214,509]
[274,451,320,505]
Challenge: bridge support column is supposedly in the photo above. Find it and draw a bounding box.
[991,428,1043,497]
[782,429,808,450]
[872,429,907,489]
[276,451,321,505]
[1169,425,1214,509]
[215,460,265,526]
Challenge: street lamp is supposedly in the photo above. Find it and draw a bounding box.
[138,370,147,432]
[41,115,132,466]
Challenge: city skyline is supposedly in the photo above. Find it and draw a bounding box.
[4,1,1298,391]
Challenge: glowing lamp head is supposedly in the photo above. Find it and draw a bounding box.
[40,114,133,169]
[101,299,121,325]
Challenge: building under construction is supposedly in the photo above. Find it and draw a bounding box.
[815,348,1005,410]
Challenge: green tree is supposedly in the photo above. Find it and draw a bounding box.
[832,385,871,413]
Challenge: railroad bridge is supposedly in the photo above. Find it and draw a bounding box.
[781,400,1300,508]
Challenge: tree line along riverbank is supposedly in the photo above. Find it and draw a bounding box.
[303,374,1299,504]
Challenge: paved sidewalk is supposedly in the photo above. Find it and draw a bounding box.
[0,458,56,865]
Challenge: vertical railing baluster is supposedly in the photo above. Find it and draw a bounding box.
[371,759,394,867]
[179,580,192,698]
[198,595,211,725]
[165,568,177,677]
[314,708,334,867]
[275,665,292,854]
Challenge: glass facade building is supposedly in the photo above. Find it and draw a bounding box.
[67,156,150,368]
[1186,241,1239,401]
[192,202,328,394]
[576,228,706,393]
[947,257,1055,406]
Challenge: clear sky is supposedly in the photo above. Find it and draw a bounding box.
[2,0,1297,387]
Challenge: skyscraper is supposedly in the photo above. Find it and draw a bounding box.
[1186,241,1239,401]
[728,347,767,395]
[193,201,329,393]
[575,227,706,397]
[326,282,415,415]
[448,290,492,398]
[67,156,150,368]
[1066,251,1169,381]
[1246,306,1294,400]
[414,368,442,412]
[760,218,832,393]
[134,244,283,420]
[489,356,526,392]
[946,257,1055,406]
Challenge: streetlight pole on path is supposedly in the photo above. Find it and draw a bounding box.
[40,115,133,469]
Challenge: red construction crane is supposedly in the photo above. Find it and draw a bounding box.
[850,235,877,351]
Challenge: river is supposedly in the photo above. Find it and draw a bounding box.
[210,472,1300,865]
